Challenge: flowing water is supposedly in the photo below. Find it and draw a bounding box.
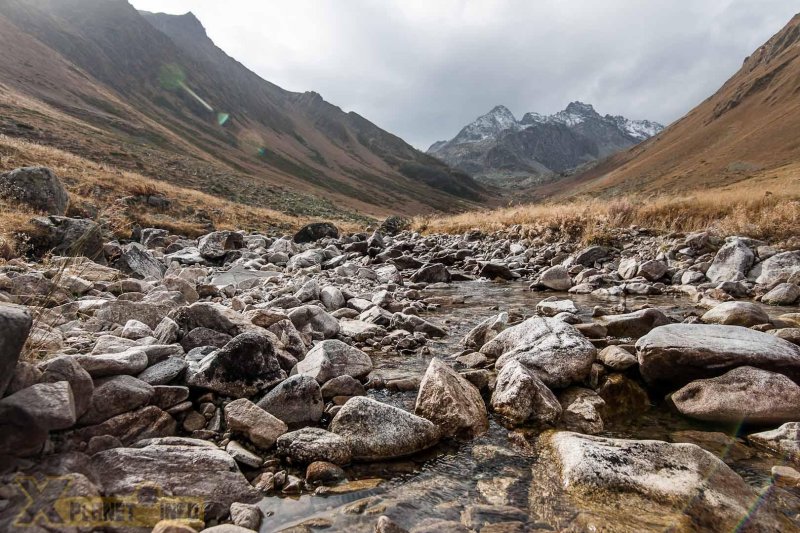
[258,281,800,532]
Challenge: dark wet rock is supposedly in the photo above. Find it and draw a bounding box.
[78,375,154,425]
[596,373,650,420]
[636,324,800,387]
[257,374,324,428]
[537,431,790,531]
[479,262,515,280]
[706,239,754,283]
[414,358,488,437]
[276,427,352,465]
[224,398,287,449]
[0,305,32,396]
[293,222,339,243]
[482,317,596,388]
[295,339,372,384]
[187,331,285,397]
[491,359,561,426]
[701,301,769,327]
[137,356,188,385]
[596,308,670,338]
[672,366,800,425]
[91,442,259,519]
[330,396,440,461]
[0,380,75,430]
[410,263,451,283]
[0,166,69,214]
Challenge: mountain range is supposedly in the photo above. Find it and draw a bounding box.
[0,0,486,218]
[427,102,663,186]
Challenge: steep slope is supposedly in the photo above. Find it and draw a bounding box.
[428,102,662,185]
[0,0,486,218]
[564,13,800,199]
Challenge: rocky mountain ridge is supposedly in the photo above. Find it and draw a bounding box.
[427,102,663,185]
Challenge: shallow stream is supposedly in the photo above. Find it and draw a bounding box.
[258,281,800,532]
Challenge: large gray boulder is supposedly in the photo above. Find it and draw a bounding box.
[701,301,769,327]
[293,222,338,243]
[538,265,572,291]
[491,359,561,426]
[288,305,340,339]
[295,339,372,384]
[0,166,69,214]
[596,308,670,338]
[198,230,244,259]
[762,283,800,306]
[410,263,451,284]
[672,366,800,425]
[706,239,754,283]
[187,331,285,397]
[73,347,149,378]
[115,242,166,279]
[29,215,105,261]
[256,374,324,428]
[463,312,508,349]
[276,427,352,465]
[224,398,287,449]
[329,396,440,461]
[414,358,488,437]
[0,304,32,397]
[91,443,260,519]
[481,316,596,388]
[39,355,94,417]
[0,380,76,430]
[636,324,800,387]
[78,375,154,425]
[755,251,800,288]
[536,432,790,531]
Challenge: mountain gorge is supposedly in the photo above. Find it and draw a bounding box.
[0,0,486,218]
[427,102,663,186]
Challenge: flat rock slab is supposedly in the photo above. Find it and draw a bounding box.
[636,324,800,387]
[210,268,281,287]
[534,431,791,531]
[748,422,800,465]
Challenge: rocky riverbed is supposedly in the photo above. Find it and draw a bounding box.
[2,204,800,532]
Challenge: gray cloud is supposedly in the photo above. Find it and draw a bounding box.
[130,0,798,149]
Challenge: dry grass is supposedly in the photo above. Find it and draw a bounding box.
[414,187,800,245]
[0,135,362,258]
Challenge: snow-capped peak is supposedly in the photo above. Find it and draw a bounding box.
[450,105,520,144]
[610,115,665,141]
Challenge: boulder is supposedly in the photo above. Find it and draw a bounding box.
[0,304,32,397]
[320,375,366,399]
[256,374,324,428]
[463,312,508,349]
[187,331,285,397]
[481,316,596,388]
[536,432,789,531]
[78,374,154,425]
[293,222,338,243]
[636,324,800,387]
[747,422,800,465]
[174,302,252,336]
[535,298,578,317]
[137,356,187,385]
[538,265,572,291]
[276,427,352,465]
[91,443,260,519]
[0,166,69,214]
[479,262,514,281]
[73,348,149,378]
[0,380,75,430]
[596,373,651,420]
[701,301,769,327]
[597,345,637,371]
[558,387,605,434]
[320,286,346,311]
[224,398,287,449]
[672,366,800,425]
[198,231,244,259]
[115,242,166,279]
[762,283,800,306]
[414,358,488,437]
[410,263,451,284]
[0,403,48,456]
[65,405,176,446]
[706,240,754,283]
[755,251,800,288]
[295,339,372,384]
[288,305,340,339]
[491,360,561,426]
[637,260,668,281]
[596,308,670,338]
[329,396,440,461]
[574,246,610,266]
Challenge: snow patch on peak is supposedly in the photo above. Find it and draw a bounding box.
[611,116,665,140]
[451,105,520,144]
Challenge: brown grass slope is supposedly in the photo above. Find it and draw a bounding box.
[0,0,488,218]
[560,13,800,199]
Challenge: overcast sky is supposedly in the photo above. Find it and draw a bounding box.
[129,0,798,149]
